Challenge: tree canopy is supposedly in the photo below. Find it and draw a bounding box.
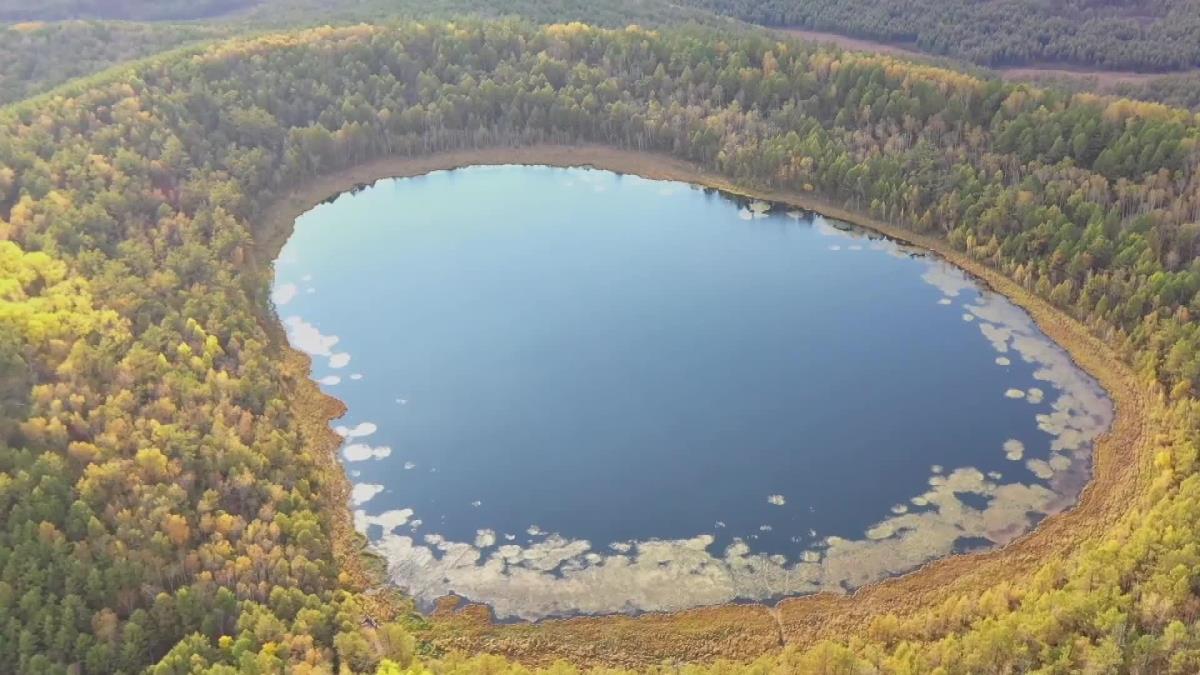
[0,0,254,21]
[1,19,1200,673]
[681,0,1200,70]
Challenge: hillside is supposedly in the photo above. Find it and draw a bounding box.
[680,0,1200,70]
[0,0,255,21]
[0,0,732,106]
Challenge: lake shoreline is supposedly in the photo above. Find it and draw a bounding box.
[257,144,1151,668]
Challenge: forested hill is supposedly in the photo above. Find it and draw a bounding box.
[0,0,255,21]
[0,0,730,106]
[0,22,233,106]
[679,0,1200,71]
[3,19,1200,673]
[11,0,1200,73]
[0,0,724,24]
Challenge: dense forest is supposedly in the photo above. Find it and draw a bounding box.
[3,17,1200,673]
[0,0,723,24]
[0,22,232,106]
[970,69,1200,113]
[235,0,722,27]
[7,0,1200,73]
[5,0,1200,118]
[0,0,255,21]
[0,1,727,108]
[1113,73,1200,112]
[680,0,1200,70]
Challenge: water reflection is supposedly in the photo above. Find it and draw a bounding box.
[274,166,1112,620]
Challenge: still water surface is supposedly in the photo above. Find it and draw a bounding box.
[273,165,1111,619]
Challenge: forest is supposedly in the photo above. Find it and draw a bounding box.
[8,0,1200,73]
[3,16,1200,674]
[5,0,1200,117]
[1113,74,1200,112]
[0,0,256,21]
[679,0,1200,70]
[0,0,726,107]
[0,22,233,106]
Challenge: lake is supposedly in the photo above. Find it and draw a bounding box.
[272,164,1112,620]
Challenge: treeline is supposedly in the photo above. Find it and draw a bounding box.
[0,0,723,25]
[0,0,254,21]
[982,70,1200,113]
[2,19,1200,673]
[1114,73,1200,112]
[0,22,231,106]
[0,1,727,110]
[234,0,723,27]
[680,0,1200,70]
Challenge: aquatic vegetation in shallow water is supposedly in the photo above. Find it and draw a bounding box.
[276,169,1112,621]
[351,483,384,505]
[343,443,392,461]
[359,224,1109,620]
[273,282,298,306]
[334,422,377,439]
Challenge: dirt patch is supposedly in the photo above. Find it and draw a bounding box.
[259,144,1153,668]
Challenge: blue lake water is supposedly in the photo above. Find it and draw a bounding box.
[273,165,1112,620]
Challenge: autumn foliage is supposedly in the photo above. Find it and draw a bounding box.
[2,20,1200,673]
